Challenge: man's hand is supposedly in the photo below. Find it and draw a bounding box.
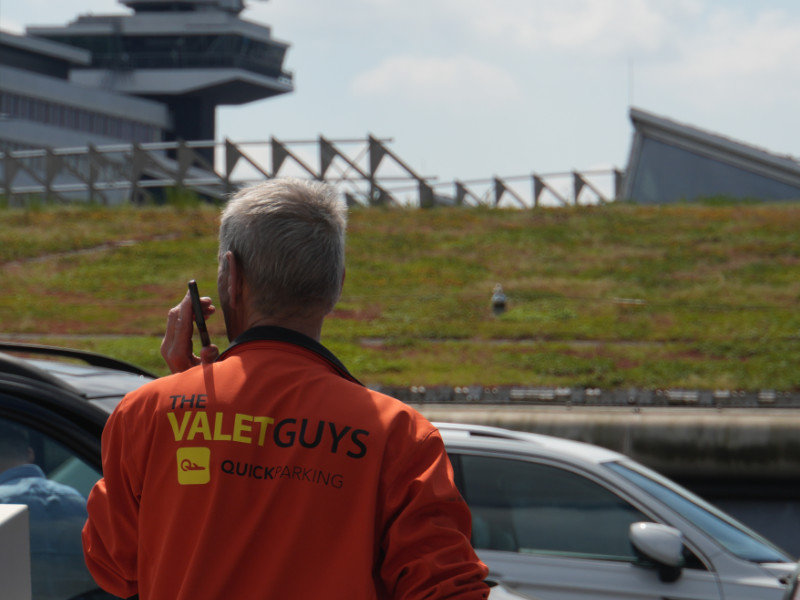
[160,290,219,373]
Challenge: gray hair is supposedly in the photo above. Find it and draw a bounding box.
[219,179,347,318]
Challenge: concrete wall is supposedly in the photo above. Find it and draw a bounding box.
[409,403,800,480]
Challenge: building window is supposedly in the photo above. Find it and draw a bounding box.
[0,92,161,144]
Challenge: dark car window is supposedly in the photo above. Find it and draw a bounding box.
[456,453,649,561]
[0,416,105,600]
[607,461,792,563]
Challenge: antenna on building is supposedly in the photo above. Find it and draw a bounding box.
[628,57,635,107]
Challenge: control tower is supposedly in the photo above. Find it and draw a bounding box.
[28,0,293,156]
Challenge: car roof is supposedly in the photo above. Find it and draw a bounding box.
[24,358,153,403]
[0,342,155,408]
[435,421,625,465]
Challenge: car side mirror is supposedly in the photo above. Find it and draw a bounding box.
[629,522,684,583]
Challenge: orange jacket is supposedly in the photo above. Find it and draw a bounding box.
[83,326,489,600]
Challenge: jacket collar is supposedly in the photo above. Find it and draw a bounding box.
[219,325,363,386]
[0,463,45,485]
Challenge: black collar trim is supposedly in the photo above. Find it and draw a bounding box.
[219,325,363,386]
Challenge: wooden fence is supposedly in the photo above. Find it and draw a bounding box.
[1,137,623,207]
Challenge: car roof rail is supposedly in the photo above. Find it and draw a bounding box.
[0,342,156,378]
[435,421,530,441]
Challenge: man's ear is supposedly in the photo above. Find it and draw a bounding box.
[224,250,244,309]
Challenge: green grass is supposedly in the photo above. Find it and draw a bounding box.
[2,200,800,390]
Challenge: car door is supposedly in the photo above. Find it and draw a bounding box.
[0,396,114,600]
[451,451,724,600]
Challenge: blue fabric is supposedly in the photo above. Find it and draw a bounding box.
[1,464,98,600]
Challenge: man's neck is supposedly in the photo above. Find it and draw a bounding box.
[235,315,323,343]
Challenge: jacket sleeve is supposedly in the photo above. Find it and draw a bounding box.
[378,425,489,600]
[82,397,142,599]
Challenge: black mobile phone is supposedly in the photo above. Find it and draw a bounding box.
[187,280,211,347]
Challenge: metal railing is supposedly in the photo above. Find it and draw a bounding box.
[1,137,623,207]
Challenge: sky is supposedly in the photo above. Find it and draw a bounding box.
[2,0,800,194]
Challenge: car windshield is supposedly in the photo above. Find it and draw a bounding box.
[606,461,791,564]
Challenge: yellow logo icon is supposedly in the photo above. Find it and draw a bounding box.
[177,447,210,485]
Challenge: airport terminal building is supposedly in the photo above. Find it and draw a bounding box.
[0,0,292,160]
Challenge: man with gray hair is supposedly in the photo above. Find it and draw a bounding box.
[83,178,490,599]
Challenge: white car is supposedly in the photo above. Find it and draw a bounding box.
[439,422,796,600]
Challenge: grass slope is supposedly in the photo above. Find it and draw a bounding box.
[1,201,799,390]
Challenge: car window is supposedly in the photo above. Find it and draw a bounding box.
[457,453,649,561]
[0,416,107,600]
[607,461,792,563]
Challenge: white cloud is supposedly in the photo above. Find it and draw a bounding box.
[679,11,800,78]
[638,7,800,114]
[437,0,703,57]
[350,55,522,107]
